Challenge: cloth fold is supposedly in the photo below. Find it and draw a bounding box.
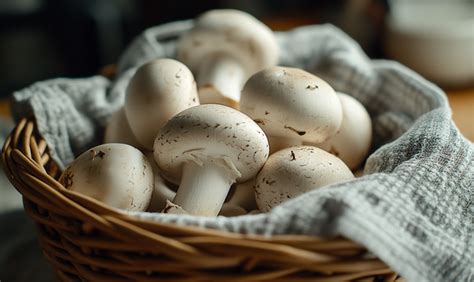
[11,22,473,282]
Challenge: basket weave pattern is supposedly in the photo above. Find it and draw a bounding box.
[2,118,401,281]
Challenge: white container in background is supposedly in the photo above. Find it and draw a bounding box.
[385,0,474,87]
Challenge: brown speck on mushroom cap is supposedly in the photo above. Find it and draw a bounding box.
[60,168,74,189]
[97,150,106,159]
[175,69,182,78]
[290,150,296,161]
[284,125,306,136]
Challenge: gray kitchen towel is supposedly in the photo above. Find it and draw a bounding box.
[10,21,474,282]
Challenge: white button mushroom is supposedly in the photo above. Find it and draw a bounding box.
[59,144,154,212]
[153,104,269,216]
[316,93,372,170]
[255,146,354,212]
[240,67,343,153]
[104,108,142,149]
[145,153,177,212]
[226,179,257,211]
[176,9,279,104]
[125,58,199,150]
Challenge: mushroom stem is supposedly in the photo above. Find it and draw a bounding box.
[227,180,257,211]
[173,161,235,216]
[197,88,239,108]
[268,136,302,154]
[197,55,245,102]
[147,173,176,212]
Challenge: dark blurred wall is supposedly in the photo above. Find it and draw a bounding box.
[0,0,387,97]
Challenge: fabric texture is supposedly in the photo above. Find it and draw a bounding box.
[11,21,474,282]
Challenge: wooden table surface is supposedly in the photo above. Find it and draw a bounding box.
[446,88,474,141]
[0,88,472,141]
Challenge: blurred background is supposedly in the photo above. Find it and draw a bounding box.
[0,0,386,96]
[1,0,472,97]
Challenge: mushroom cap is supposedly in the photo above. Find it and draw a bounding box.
[60,144,153,212]
[240,67,343,143]
[255,146,353,212]
[317,93,372,170]
[153,104,269,184]
[104,108,142,149]
[177,9,279,77]
[125,58,199,150]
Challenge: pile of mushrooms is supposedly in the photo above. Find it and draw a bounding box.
[59,9,372,217]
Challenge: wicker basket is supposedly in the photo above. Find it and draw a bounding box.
[2,118,402,281]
